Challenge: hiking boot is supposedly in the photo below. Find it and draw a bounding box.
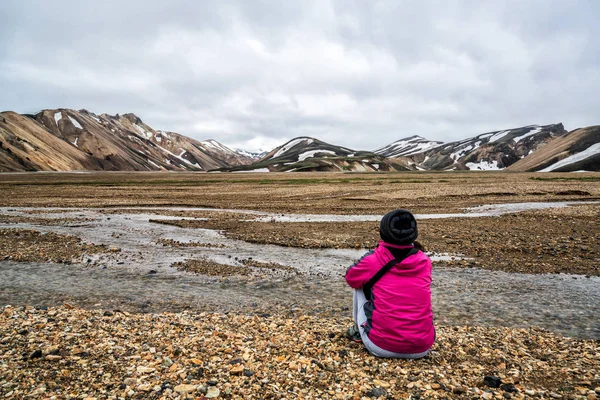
[346,324,362,342]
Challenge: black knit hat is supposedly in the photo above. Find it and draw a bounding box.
[379,209,418,245]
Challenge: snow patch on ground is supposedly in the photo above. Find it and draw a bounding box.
[466,160,501,171]
[89,115,102,123]
[68,116,83,129]
[233,168,270,173]
[72,137,78,147]
[54,112,62,125]
[298,150,336,161]
[540,143,600,172]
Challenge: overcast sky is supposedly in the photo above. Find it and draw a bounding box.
[1,1,599,152]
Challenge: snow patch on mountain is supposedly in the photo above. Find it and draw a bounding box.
[68,116,83,129]
[513,127,542,143]
[89,114,102,123]
[489,130,510,142]
[298,150,336,161]
[156,145,202,169]
[374,136,443,158]
[466,160,501,170]
[201,139,233,153]
[272,138,308,159]
[540,143,600,172]
[132,124,152,139]
[54,112,62,125]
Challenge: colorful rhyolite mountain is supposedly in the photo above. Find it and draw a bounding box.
[0,109,252,172]
[1,108,598,172]
[216,137,410,172]
[403,124,569,171]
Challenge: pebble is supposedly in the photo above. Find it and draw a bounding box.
[206,386,220,398]
[366,387,387,398]
[0,306,597,399]
[372,379,390,388]
[174,384,197,394]
[484,375,502,388]
[136,366,155,374]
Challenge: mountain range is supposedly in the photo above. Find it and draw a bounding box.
[0,109,254,172]
[1,108,598,172]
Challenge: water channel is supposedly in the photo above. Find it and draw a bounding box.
[0,202,598,339]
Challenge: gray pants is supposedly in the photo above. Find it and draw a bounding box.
[353,289,431,359]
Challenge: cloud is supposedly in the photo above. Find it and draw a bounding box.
[1,0,599,152]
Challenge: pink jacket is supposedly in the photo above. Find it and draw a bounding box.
[345,241,435,354]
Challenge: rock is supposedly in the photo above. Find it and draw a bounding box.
[453,386,467,394]
[174,384,197,394]
[501,383,518,393]
[206,386,220,398]
[484,375,502,388]
[372,379,390,388]
[525,389,536,396]
[29,349,43,359]
[230,365,244,375]
[366,387,387,398]
[136,366,155,374]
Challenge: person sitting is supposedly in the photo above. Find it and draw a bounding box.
[345,209,435,358]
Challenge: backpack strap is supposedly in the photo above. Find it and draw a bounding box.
[363,247,419,300]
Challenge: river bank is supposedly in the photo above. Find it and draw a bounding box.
[1,305,598,400]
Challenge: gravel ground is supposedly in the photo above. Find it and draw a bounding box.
[0,306,598,400]
[172,258,297,279]
[0,229,109,263]
[1,172,599,399]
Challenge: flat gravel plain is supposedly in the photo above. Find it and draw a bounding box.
[0,171,599,399]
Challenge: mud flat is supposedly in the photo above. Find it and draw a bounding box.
[0,171,599,399]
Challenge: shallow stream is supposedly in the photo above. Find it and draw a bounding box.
[0,203,599,339]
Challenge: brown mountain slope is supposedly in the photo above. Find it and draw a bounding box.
[507,126,600,172]
[0,109,253,172]
[0,112,94,171]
